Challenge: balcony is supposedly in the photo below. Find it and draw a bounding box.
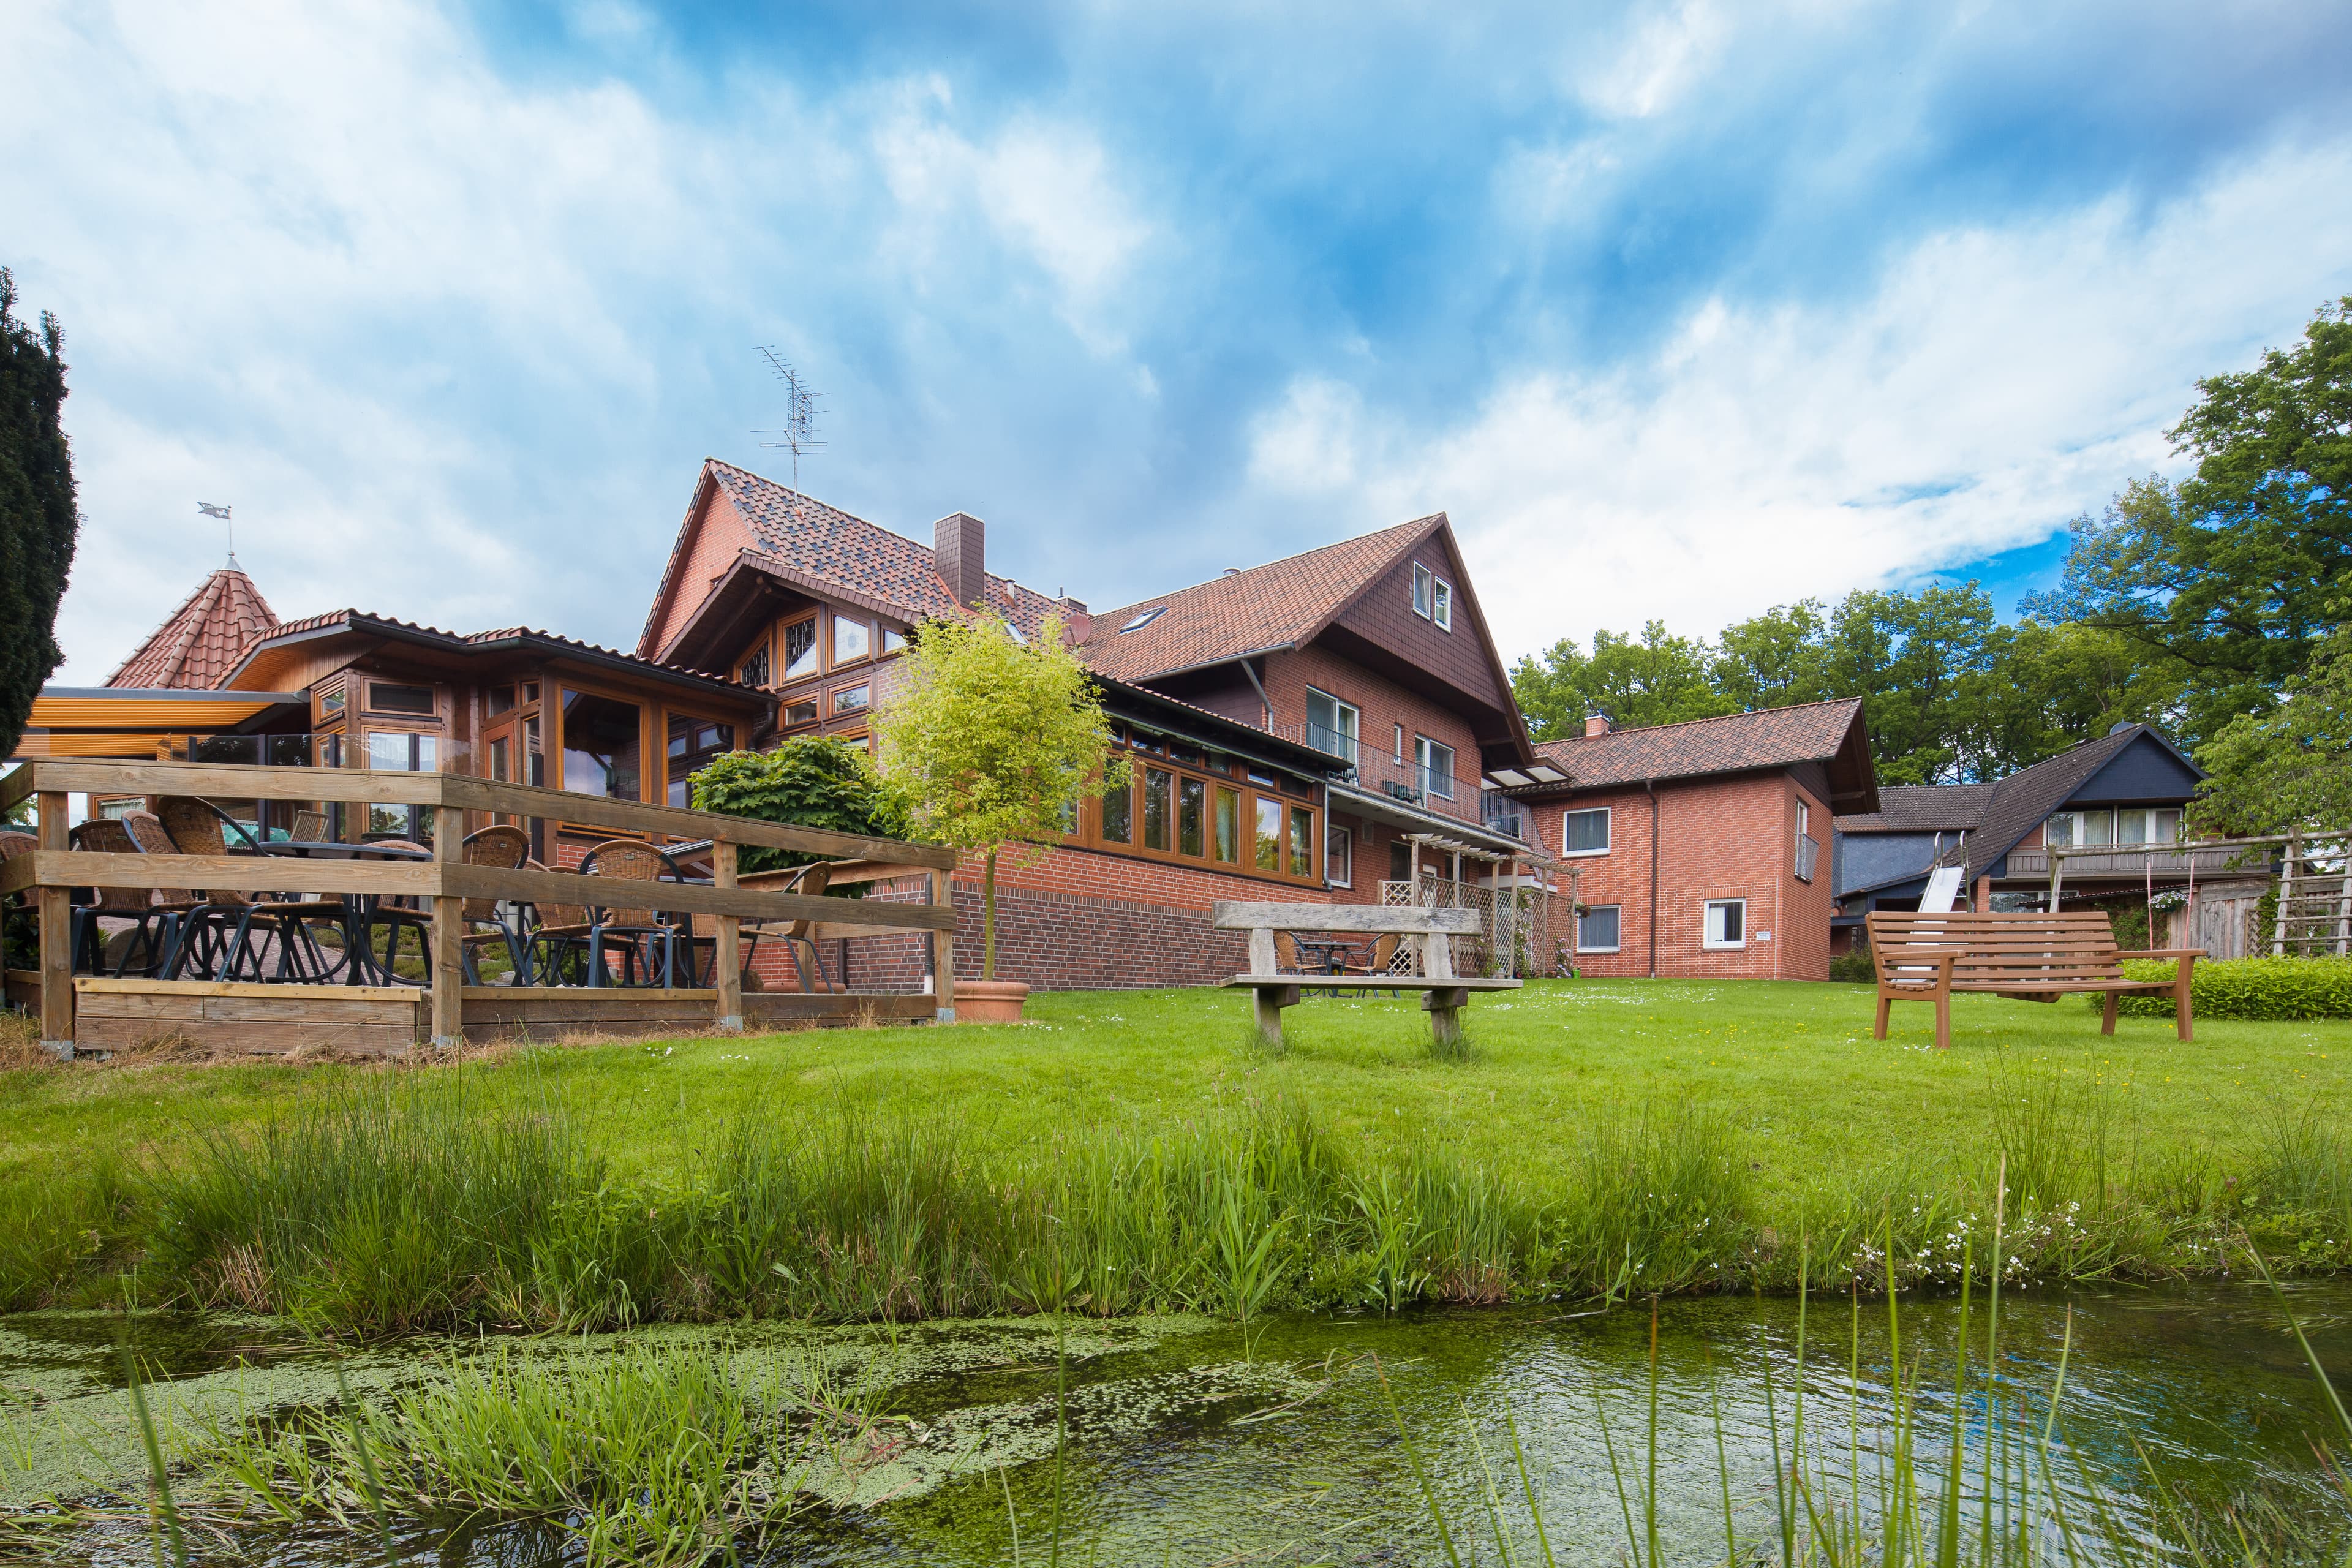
[1795,834,1819,883]
[2002,843,2275,881]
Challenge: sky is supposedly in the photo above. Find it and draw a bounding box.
[9,0,2352,684]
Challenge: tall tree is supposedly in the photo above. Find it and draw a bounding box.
[2191,584,2352,836]
[2022,298,2352,745]
[0,270,79,760]
[1509,621,1736,739]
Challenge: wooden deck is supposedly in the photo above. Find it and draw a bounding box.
[3,757,961,1059]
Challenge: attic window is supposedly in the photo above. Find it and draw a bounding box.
[1120,607,1166,633]
[1005,621,1027,644]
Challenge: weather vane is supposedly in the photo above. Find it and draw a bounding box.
[197,502,235,565]
[752,347,826,487]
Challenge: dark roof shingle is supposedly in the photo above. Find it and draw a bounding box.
[1834,782,1997,834]
[706,461,1061,638]
[1524,698,1870,791]
[1077,517,1440,681]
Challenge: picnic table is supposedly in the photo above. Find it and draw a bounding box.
[1211,901,1520,1046]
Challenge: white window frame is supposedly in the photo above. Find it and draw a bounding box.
[1561,806,1611,858]
[1431,576,1452,631]
[1577,903,1622,954]
[1412,562,1433,619]
[1392,723,1404,763]
[1414,734,1456,800]
[1325,821,1353,889]
[1703,898,1747,950]
[1304,686,1360,764]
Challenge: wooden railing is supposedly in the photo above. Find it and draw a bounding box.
[1,758,960,1055]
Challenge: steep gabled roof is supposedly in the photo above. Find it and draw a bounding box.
[106,566,279,690]
[1077,516,1437,681]
[1517,698,1877,809]
[1959,724,2204,882]
[1835,782,1997,834]
[640,461,1061,661]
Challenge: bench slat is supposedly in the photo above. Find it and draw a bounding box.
[1209,900,1480,935]
[1222,974,1520,992]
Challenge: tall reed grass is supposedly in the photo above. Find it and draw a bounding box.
[3,1068,2350,1335]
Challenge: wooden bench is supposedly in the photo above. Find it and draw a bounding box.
[1864,910,2200,1050]
[1210,901,1521,1046]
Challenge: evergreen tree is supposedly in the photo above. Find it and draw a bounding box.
[0,269,80,760]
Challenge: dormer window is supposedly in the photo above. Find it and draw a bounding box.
[1120,607,1166,633]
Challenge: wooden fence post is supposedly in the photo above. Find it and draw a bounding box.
[713,839,742,1032]
[429,802,463,1049]
[36,788,71,1059]
[931,868,957,1024]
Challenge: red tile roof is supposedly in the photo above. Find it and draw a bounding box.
[1526,698,1871,790]
[704,461,1062,639]
[1077,516,1441,681]
[106,567,279,689]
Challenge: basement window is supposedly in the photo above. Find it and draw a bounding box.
[1120,607,1166,633]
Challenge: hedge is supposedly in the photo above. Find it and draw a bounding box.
[2099,956,2352,1021]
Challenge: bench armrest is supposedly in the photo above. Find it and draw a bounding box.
[2113,948,2204,960]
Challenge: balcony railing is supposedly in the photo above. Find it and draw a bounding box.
[1795,834,1820,883]
[2002,843,2273,881]
[1262,718,1534,840]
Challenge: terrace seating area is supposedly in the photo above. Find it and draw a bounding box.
[2,758,960,1058]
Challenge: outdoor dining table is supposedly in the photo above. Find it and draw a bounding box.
[1292,936,1370,973]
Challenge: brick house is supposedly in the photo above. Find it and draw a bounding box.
[636,461,1553,988]
[1495,701,1879,979]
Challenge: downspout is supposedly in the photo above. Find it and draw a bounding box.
[1646,778,1660,979]
[1235,657,1273,730]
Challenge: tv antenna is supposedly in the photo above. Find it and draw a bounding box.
[197,502,235,566]
[753,347,826,487]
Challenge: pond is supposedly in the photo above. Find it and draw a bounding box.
[4,1279,2348,1565]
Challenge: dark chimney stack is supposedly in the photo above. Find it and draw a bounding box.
[1584,712,1614,738]
[935,512,986,609]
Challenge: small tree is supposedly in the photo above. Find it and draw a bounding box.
[688,737,905,875]
[0,269,80,761]
[873,612,1128,981]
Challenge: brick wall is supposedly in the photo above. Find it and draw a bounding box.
[1259,644,1483,798]
[1528,769,1836,981]
[646,488,752,661]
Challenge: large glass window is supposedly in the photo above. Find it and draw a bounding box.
[783,617,819,680]
[834,615,870,663]
[1102,776,1133,843]
[1213,786,1238,862]
[366,682,435,715]
[1415,736,1457,799]
[1254,796,1283,872]
[1303,687,1359,764]
[1562,807,1610,855]
[364,731,437,836]
[1578,905,1622,952]
[560,691,643,801]
[666,715,736,808]
[1179,777,1205,856]
[1143,767,1172,851]
[1289,807,1314,879]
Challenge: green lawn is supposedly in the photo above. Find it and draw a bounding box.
[7,978,2348,1213]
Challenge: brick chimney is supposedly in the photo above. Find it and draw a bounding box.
[935,512,986,610]
[1584,712,1613,737]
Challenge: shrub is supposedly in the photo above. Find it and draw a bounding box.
[687,738,905,875]
[1828,949,1875,983]
[2104,954,2352,1020]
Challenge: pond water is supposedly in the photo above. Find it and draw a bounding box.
[5,1280,2348,1565]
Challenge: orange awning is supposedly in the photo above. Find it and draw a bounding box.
[10,687,312,764]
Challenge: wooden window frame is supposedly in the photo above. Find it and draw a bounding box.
[1062,739,1321,887]
[780,614,820,682]
[830,613,873,668]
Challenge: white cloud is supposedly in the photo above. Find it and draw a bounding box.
[1246,136,2352,658]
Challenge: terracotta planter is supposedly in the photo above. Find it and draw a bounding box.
[954,979,1030,1024]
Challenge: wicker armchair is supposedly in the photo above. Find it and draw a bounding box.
[66,818,182,977]
[570,839,690,987]
[154,796,350,982]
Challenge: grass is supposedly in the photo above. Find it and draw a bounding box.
[2,980,2351,1329]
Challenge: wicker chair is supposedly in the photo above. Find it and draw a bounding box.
[348,825,534,987]
[66,818,182,977]
[346,840,434,985]
[521,861,596,986]
[289,809,329,843]
[570,839,690,987]
[154,795,350,982]
[0,831,34,975]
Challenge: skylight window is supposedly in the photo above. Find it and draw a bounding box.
[1120,607,1167,633]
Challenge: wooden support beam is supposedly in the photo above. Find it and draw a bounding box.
[36,790,70,1058]
[931,868,957,1024]
[429,804,462,1048]
[712,840,741,1033]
